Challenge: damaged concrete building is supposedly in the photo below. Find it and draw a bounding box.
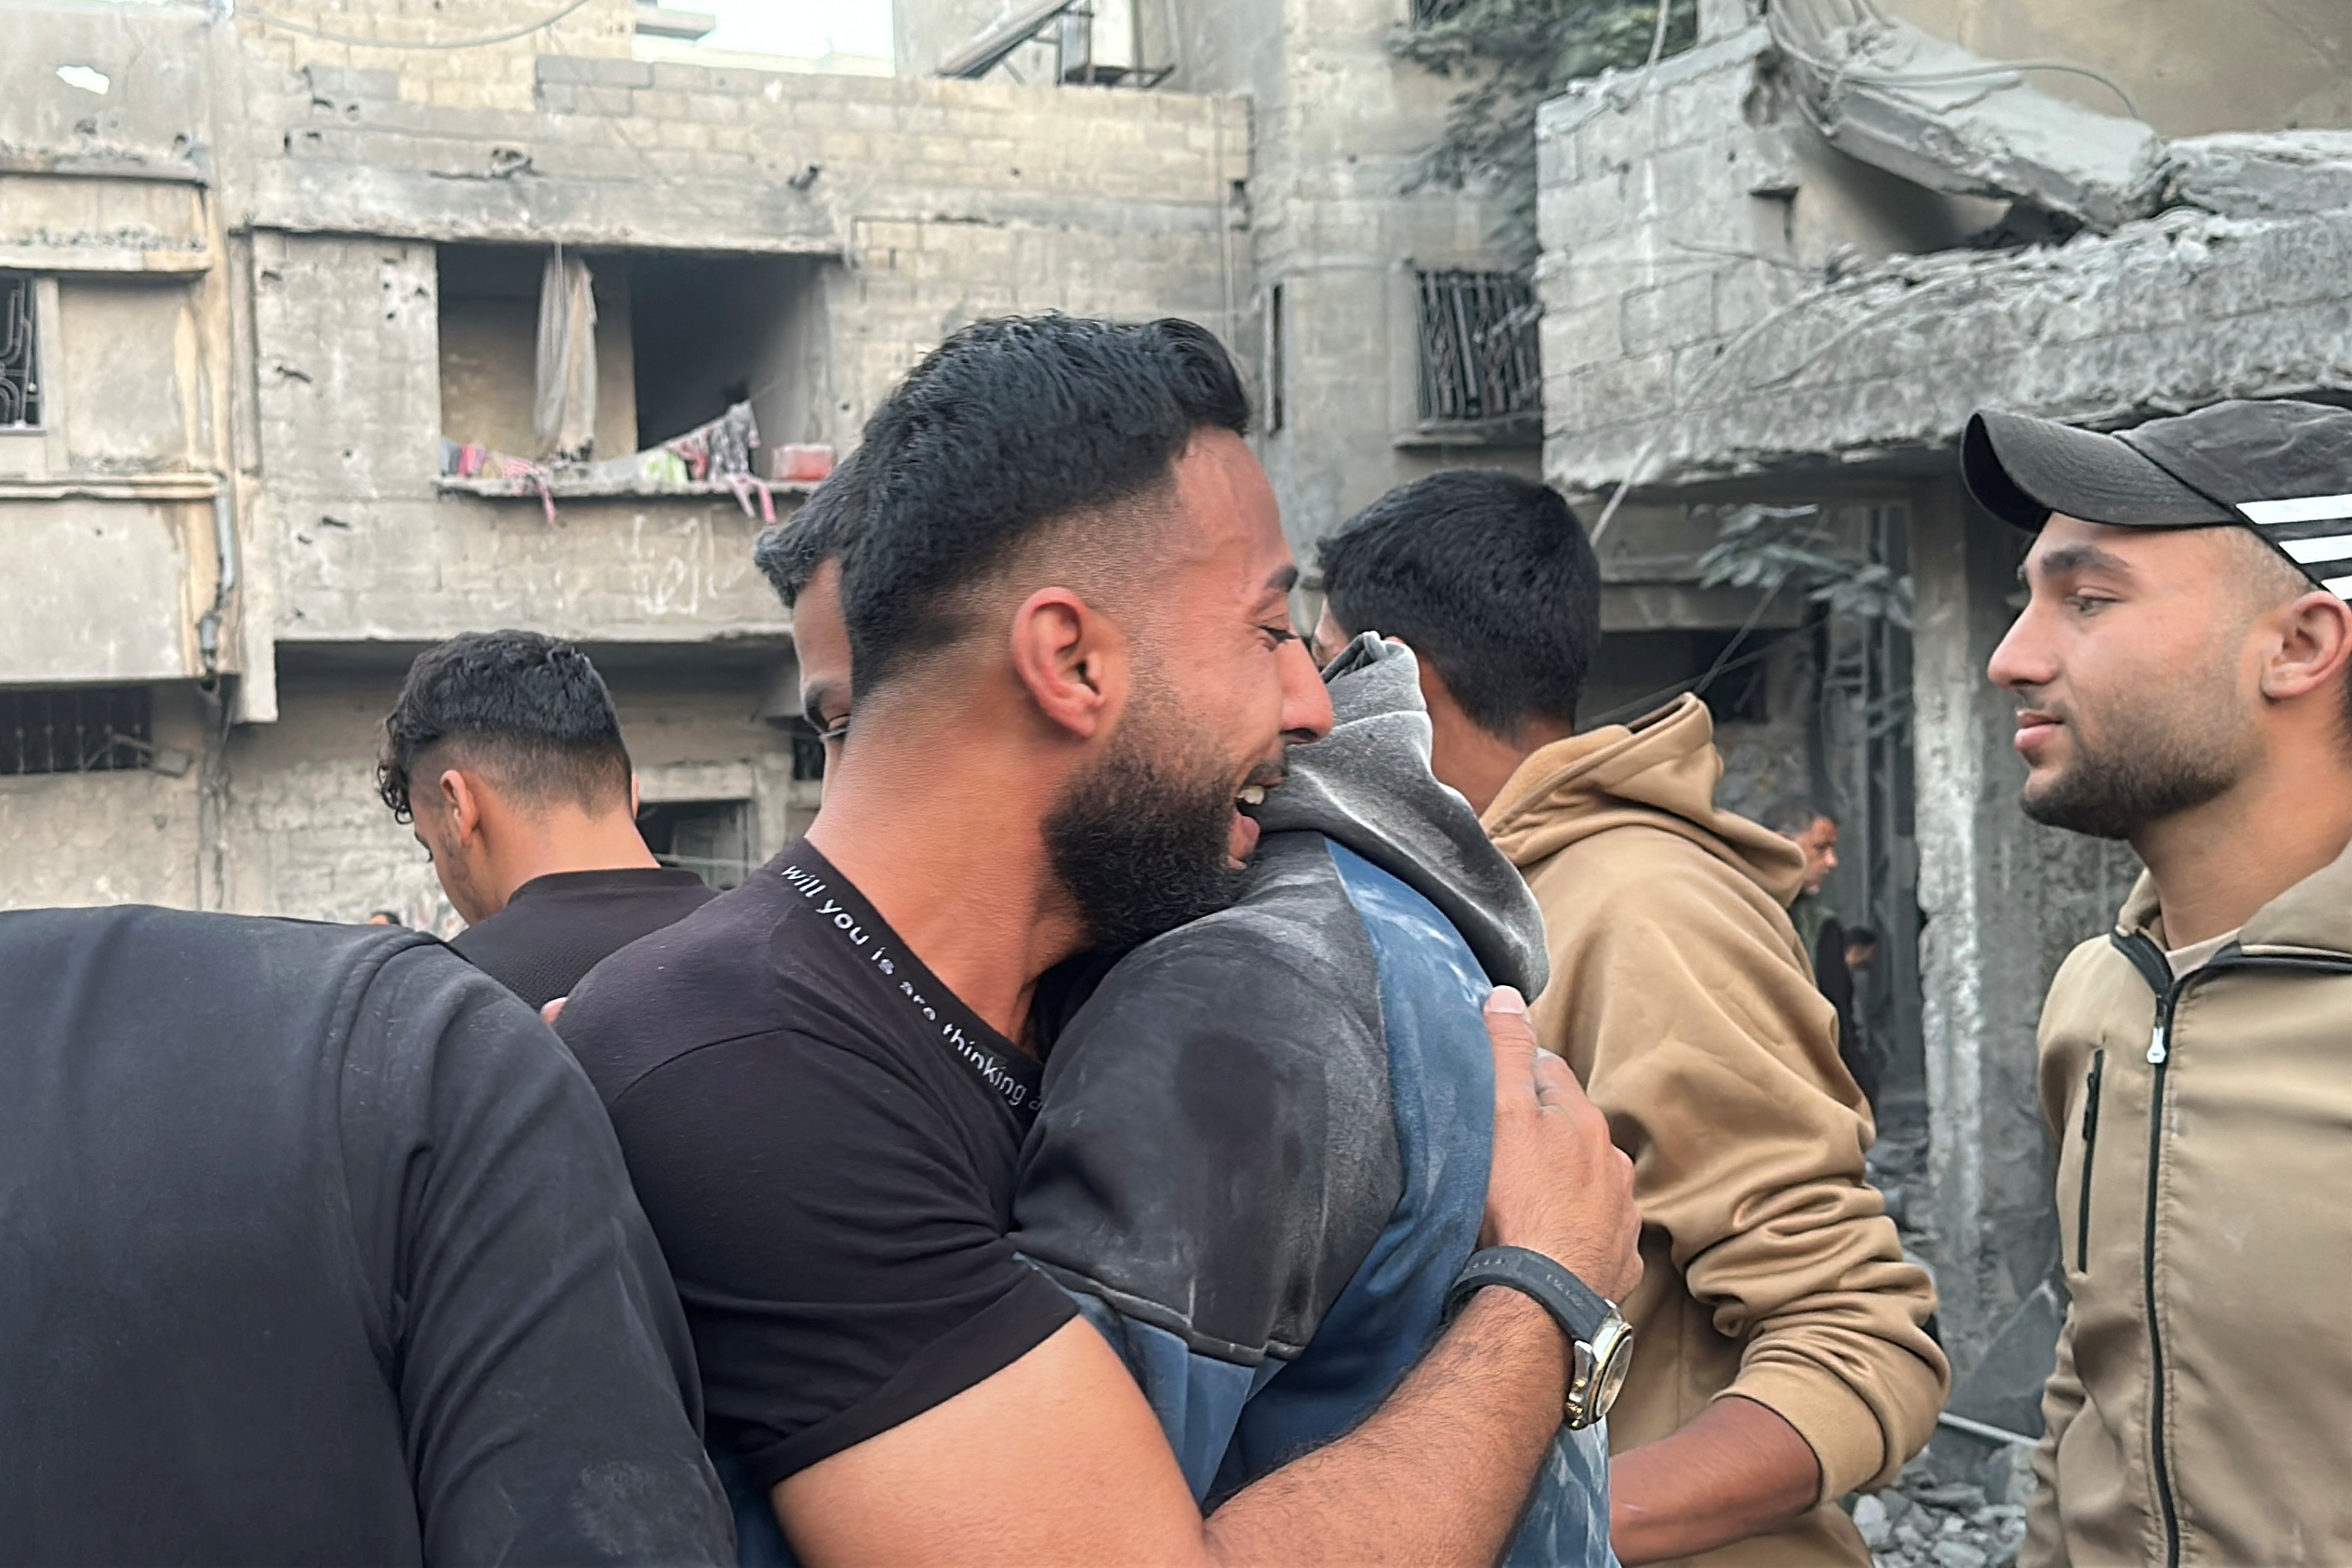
[0,0,1253,924]
[1536,0,2352,1461]
[5,0,1582,930]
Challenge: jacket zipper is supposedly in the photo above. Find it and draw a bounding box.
[2076,1049,2105,1274]
[2107,934,2352,1568]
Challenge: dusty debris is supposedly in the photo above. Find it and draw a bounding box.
[1865,1464,2029,1568]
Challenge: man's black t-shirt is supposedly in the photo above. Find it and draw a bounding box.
[558,842,1076,1491]
[452,867,716,1008]
[0,905,730,1565]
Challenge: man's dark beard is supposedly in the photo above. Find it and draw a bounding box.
[1043,715,1251,955]
[2021,726,2239,840]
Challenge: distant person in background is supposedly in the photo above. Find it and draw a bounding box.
[1834,927,1882,1109]
[1764,799,1875,1101]
[377,630,714,1010]
[1844,925,1880,982]
[754,447,870,782]
[1315,468,1944,1568]
[1764,799,1843,968]
[365,908,404,926]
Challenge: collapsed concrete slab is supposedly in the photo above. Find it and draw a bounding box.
[2167,129,2352,219]
[1774,14,2168,233]
[1549,205,2352,495]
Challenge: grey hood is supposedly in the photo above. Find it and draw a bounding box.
[1255,634,1550,998]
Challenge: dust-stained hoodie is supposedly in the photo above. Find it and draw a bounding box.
[1484,694,1948,1568]
[1010,635,1609,1566]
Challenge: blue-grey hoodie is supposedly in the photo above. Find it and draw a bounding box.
[1009,634,1614,1566]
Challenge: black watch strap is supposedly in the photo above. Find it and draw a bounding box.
[1443,1245,1613,1343]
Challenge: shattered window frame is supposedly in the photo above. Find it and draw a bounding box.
[1412,269,1542,431]
[0,270,41,431]
[0,687,153,777]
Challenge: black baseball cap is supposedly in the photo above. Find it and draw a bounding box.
[1961,398,2352,600]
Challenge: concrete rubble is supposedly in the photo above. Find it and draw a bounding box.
[1857,1464,2030,1568]
[1776,13,2168,233]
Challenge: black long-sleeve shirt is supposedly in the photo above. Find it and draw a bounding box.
[0,905,732,1566]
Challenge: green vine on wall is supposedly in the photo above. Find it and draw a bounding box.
[1392,0,1698,263]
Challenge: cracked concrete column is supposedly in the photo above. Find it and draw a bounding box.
[1910,478,2142,1376]
[1908,479,2057,1372]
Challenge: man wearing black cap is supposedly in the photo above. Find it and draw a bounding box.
[1964,399,2352,1568]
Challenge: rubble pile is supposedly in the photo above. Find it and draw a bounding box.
[1859,1466,2029,1568]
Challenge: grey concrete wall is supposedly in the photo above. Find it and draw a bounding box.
[1178,0,1543,554]
[211,663,804,924]
[0,685,213,911]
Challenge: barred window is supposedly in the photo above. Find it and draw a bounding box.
[0,687,153,776]
[1413,269,1541,429]
[1,272,39,430]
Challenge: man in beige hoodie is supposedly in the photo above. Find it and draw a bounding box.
[1314,469,1947,1567]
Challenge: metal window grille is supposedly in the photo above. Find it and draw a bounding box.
[1413,269,1542,428]
[0,273,39,430]
[0,687,153,776]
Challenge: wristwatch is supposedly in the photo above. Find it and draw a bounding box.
[1444,1245,1635,1430]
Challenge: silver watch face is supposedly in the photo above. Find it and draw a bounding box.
[1564,1313,1634,1430]
[1590,1316,1634,1415]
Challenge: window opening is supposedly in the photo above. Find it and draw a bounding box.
[0,272,40,430]
[638,798,756,890]
[1412,269,1541,429]
[1582,629,1771,727]
[0,687,152,776]
[435,245,821,498]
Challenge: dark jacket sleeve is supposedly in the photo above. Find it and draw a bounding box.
[341,949,733,1567]
[1008,876,1400,1498]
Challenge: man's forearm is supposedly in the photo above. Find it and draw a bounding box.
[1610,1396,1821,1565]
[1202,1289,1568,1566]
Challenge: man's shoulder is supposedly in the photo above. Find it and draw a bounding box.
[1525,817,1781,922]
[557,871,829,1098]
[1084,832,1379,1019]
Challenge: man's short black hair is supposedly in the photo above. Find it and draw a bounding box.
[1845,925,1881,948]
[1317,469,1602,735]
[1762,798,1835,835]
[753,448,870,610]
[839,314,1250,696]
[377,630,632,823]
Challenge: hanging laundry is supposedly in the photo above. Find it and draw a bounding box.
[660,401,760,483]
[533,249,598,463]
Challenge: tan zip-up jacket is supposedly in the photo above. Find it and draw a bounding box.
[1485,697,1948,1568]
[2028,836,2352,1568]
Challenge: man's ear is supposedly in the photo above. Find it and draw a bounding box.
[2262,590,2352,706]
[1008,586,1123,740]
[437,768,486,846]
